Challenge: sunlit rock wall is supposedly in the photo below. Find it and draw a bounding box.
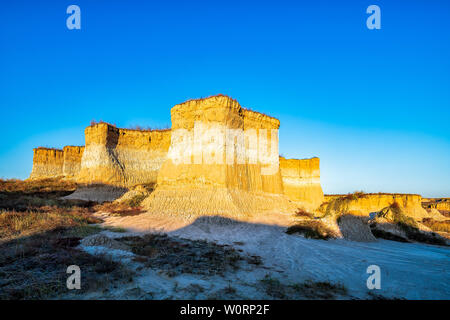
[62,146,84,178]
[77,123,171,186]
[322,193,437,221]
[144,95,296,217]
[279,156,324,210]
[29,148,64,179]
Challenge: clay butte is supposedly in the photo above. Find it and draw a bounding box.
[29,95,324,212]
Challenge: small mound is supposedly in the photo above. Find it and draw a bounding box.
[63,185,128,203]
[286,219,339,240]
[337,215,377,242]
[114,184,152,206]
[370,205,448,245]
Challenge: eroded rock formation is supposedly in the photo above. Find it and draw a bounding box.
[321,193,444,221]
[77,123,171,186]
[29,147,64,179]
[143,95,297,217]
[63,146,84,178]
[279,156,324,211]
[29,94,324,216]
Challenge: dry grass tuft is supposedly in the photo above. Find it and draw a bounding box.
[0,178,136,299]
[422,218,450,233]
[286,220,339,240]
[259,275,347,299]
[342,191,366,201]
[95,196,146,217]
[0,207,102,242]
[0,207,133,299]
[89,120,116,127]
[294,208,314,218]
[116,234,257,277]
[0,178,76,195]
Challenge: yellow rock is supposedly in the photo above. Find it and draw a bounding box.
[63,146,84,178]
[77,123,171,186]
[321,193,443,221]
[29,94,325,218]
[279,156,324,210]
[29,147,64,179]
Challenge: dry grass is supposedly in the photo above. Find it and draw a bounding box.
[90,120,116,127]
[286,220,339,240]
[0,178,92,213]
[95,195,146,217]
[294,208,314,218]
[438,210,450,218]
[422,218,450,233]
[259,275,347,299]
[0,206,134,299]
[341,191,366,201]
[116,234,256,277]
[0,207,102,242]
[0,178,76,195]
[125,125,170,132]
[0,178,136,299]
[369,227,410,243]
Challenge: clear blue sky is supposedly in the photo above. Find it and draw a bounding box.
[1,0,449,197]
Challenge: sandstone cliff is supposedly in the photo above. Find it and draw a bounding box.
[29,147,64,179]
[28,95,327,218]
[422,198,450,213]
[62,146,84,178]
[77,123,171,187]
[143,95,296,217]
[321,193,443,221]
[279,156,324,210]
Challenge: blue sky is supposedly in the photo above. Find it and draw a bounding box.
[1,0,449,197]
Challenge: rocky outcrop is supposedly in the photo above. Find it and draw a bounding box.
[63,146,84,178]
[321,193,444,221]
[279,156,324,210]
[143,95,296,217]
[29,95,326,218]
[77,123,171,187]
[29,147,64,179]
[422,198,450,213]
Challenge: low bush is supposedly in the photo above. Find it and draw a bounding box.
[286,220,338,240]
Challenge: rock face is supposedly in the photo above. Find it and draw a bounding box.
[28,95,325,217]
[321,193,440,221]
[77,123,171,187]
[143,95,296,217]
[63,146,84,178]
[422,198,450,212]
[29,148,64,179]
[279,156,324,210]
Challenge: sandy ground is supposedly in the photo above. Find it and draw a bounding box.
[75,212,450,300]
